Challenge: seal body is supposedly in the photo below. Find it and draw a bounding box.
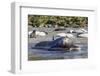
[50,37,74,50]
[60,37,74,49]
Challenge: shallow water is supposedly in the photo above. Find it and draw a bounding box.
[28,43,88,60]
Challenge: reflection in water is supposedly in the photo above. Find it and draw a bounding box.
[28,42,88,60]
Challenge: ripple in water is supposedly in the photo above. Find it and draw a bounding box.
[28,43,88,60]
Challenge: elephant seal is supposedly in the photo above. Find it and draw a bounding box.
[50,36,80,51]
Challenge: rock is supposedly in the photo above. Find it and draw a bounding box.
[28,30,47,38]
[56,33,74,38]
[35,31,46,36]
[56,33,67,37]
[78,33,88,38]
[68,30,76,33]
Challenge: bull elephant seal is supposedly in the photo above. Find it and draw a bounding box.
[50,36,80,51]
